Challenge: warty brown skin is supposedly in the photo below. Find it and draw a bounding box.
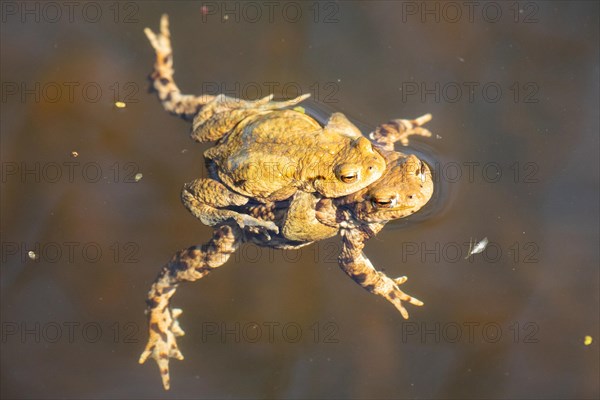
[140,14,435,390]
[146,15,387,235]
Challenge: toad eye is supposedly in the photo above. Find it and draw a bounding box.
[371,197,397,209]
[340,172,358,183]
[417,161,427,183]
[335,164,360,184]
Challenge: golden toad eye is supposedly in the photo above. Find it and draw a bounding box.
[417,161,427,183]
[336,164,360,184]
[371,197,397,209]
[340,173,358,183]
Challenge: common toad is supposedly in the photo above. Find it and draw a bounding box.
[145,15,386,233]
[140,14,435,390]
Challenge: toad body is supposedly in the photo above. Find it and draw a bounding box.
[140,15,436,390]
[145,15,386,233]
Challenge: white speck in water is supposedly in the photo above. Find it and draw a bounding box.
[71,151,79,158]
[28,251,37,260]
[465,237,489,259]
[115,101,127,109]
[457,56,465,62]
[134,173,143,182]
[435,134,443,139]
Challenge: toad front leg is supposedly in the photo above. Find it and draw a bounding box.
[338,226,423,319]
[181,178,279,233]
[144,14,215,120]
[139,224,242,390]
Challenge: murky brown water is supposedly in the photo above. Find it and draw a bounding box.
[1,1,598,399]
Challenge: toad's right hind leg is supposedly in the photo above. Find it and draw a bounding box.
[144,14,215,120]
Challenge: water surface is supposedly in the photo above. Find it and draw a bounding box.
[1,1,598,398]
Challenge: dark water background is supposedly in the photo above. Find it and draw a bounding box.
[1,1,598,399]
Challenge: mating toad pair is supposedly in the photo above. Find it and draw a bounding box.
[139,15,435,390]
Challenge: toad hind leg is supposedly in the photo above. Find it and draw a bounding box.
[181,178,279,233]
[139,224,242,390]
[144,14,215,120]
[338,227,423,319]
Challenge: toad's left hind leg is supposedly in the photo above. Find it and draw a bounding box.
[338,226,424,319]
[144,14,215,120]
[139,224,242,390]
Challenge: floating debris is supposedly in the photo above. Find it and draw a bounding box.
[134,173,143,182]
[584,335,593,346]
[465,237,489,259]
[28,251,37,260]
[115,101,127,109]
[71,151,79,158]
